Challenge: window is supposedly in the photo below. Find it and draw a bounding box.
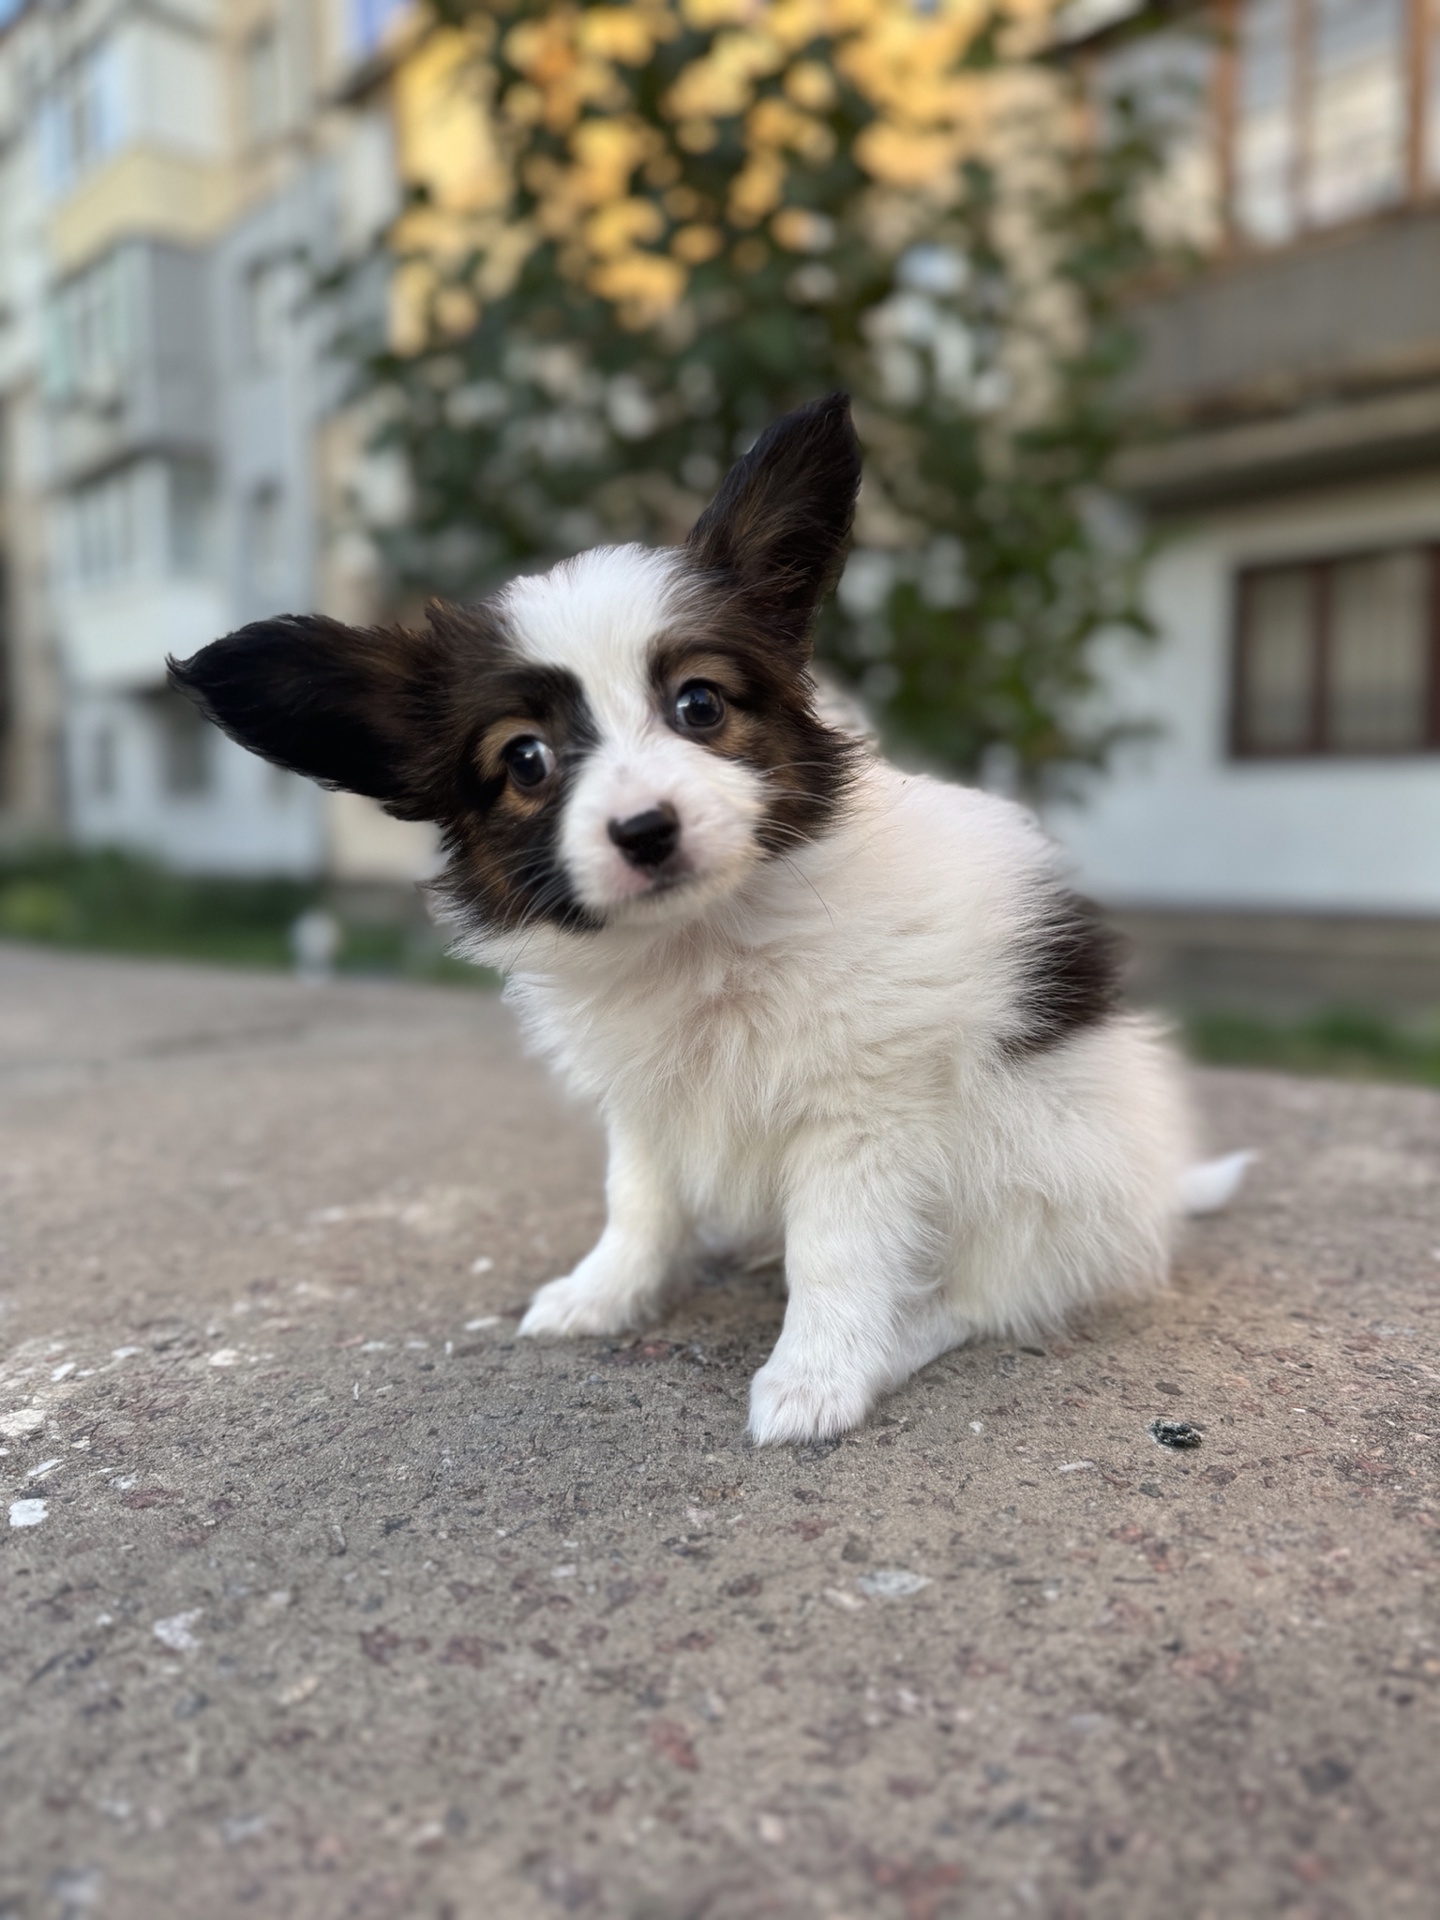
[1093,1,1435,250]
[91,727,118,799]
[1230,0,1411,244]
[242,257,294,370]
[153,689,212,796]
[243,23,282,146]
[69,461,216,588]
[246,482,285,597]
[48,252,131,403]
[1307,0,1407,225]
[168,463,213,574]
[1233,548,1440,756]
[38,41,125,198]
[69,469,138,587]
[1232,0,1297,243]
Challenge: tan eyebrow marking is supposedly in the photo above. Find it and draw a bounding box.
[653,647,750,698]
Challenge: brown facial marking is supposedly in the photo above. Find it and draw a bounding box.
[439,657,601,934]
[472,718,558,818]
[653,649,751,755]
[649,610,858,855]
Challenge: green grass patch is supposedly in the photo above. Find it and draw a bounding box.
[1186,1006,1440,1088]
[0,845,488,986]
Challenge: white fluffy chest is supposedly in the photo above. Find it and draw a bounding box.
[510,925,971,1244]
[524,937,824,1106]
[500,766,1043,1223]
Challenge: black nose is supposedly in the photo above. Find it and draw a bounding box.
[608,804,680,869]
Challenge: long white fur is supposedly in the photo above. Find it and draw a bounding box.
[471,545,1200,1445]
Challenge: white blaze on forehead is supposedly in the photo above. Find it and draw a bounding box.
[499,543,768,917]
[500,545,686,739]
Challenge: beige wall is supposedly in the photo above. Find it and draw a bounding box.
[0,385,65,831]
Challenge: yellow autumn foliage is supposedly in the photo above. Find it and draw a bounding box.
[770,205,832,252]
[586,196,668,257]
[389,0,1064,339]
[576,5,674,65]
[672,222,726,263]
[728,151,787,226]
[589,249,688,313]
[783,60,836,112]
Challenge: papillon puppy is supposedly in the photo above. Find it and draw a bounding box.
[172,395,1237,1446]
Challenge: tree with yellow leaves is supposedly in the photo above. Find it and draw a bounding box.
[354,0,1169,790]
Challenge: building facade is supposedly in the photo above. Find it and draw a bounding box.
[0,0,424,877]
[1053,0,1440,1007]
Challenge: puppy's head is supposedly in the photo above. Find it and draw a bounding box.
[169,393,861,939]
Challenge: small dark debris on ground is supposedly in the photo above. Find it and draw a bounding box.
[1149,1418,1204,1449]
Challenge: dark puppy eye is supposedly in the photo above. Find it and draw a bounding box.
[501,736,556,790]
[673,682,726,732]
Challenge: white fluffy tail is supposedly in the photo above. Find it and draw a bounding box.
[1179,1150,1256,1217]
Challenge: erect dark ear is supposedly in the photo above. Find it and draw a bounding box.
[167,612,456,821]
[686,392,861,650]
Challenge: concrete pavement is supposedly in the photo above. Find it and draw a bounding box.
[0,943,1437,1920]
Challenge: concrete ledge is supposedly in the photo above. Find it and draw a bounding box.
[1111,906,1440,1015]
[1,945,1437,1916]
[1115,381,1440,512]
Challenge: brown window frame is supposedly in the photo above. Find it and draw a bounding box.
[1230,546,1440,758]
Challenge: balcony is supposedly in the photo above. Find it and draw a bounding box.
[1077,1,1440,509]
[1122,209,1440,509]
[46,241,215,486]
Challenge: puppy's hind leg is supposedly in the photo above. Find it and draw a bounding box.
[880,1292,976,1391]
[520,1120,689,1339]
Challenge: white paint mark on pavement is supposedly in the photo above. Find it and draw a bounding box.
[822,1586,865,1613]
[0,1408,44,1439]
[208,1349,240,1367]
[855,1568,931,1600]
[47,1869,101,1910]
[51,1361,76,1381]
[9,1498,47,1528]
[470,1256,494,1275]
[221,1813,267,1845]
[27,1458,61,1479]
[153,1610,203,1653]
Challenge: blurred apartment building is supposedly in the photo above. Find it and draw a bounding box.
[1059,0,1440,1008]
[0,0,423,877]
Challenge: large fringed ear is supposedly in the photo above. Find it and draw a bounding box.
[685,392,862,653]
[168,612,457,821]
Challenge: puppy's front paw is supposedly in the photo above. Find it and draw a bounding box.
[518,1257,655,1340]
[747,1354,873,1447]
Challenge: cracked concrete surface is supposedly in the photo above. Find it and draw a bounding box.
[0,943,1437,1920]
